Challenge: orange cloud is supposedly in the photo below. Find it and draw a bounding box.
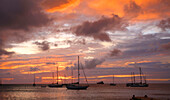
[21,70,51,74]
[42,0,80,13]
[97,74,141,78]
[0,63,45,69]
[87,0,129,17]
[1,78,14,81]
[42,76,72,80]
[42,74,141,82]
[147,78,170,81]
[0,60,29,66]
[0,55,70,70]
[125,60,152,66]
[87,0,170,20]
[41,74,147,84]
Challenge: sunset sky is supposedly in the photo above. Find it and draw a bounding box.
[0,0,170,84]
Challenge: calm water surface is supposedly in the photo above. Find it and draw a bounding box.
[0,84,170,100]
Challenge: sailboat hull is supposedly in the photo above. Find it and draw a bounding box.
[127,67,149,87]
[97,81,104,84]
[126,83,148,87]
[110,83,116,86]
[66,84,88,90]
[48,84,63,88]
[67,56,89,90]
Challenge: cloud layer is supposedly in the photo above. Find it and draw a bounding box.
[82,58,105,69]
[42,0,80,12]
[0,0,51,57]
[87,0,170,20]
[34,41,50,51]
[74,14,126,41]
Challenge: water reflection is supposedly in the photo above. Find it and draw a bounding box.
[0,84,170,100]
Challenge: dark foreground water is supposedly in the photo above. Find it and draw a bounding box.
[0,84,170,100]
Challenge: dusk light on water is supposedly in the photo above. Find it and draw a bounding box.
[0,0,170,100]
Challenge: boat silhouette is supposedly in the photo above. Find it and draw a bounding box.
[110,74,116,86]
[33,73,36,86]
[97,81,104,84]
[66,56,89,90]
[48,66,63,88]
[126,64,148,87]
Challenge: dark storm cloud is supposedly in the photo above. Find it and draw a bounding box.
[0,0,51,57]
[0,49,15,59]
[73,14,127,41]
[46,62,55,65]
[122,38,170,57]
[0,0,51,30]
[110,49,121,57]
[65,39,86,45]
[124,1,142,18]
[158,18,170,30]
[34,41,50,51]
[111,34,170,59]
[54,43,58,47]
[30,67,40,71]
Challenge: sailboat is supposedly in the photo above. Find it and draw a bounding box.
[66,56,89,90]
[0,78,2,86]
[97,81,104,84]
[48,66,63,88]
[126,67,148,87]
[70,66,79,84]
[110,74,116,86]
[33,73,36,86]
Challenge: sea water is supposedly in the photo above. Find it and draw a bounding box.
[0,84,170,100]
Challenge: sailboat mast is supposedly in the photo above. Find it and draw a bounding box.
[78,56,79,84]
[142,71,147,84]
[71,66,73,83]
[57,66,58,84]
[133,72,136,83]
[113,74,114,83]
[144,75,146,84]
[0,78,2,85]
[139,67,142,84]
[34,73,35,84]
[52,72,54,84]
[131,72,133,83]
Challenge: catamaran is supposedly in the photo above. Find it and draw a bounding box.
[66,56,89,90]
[126,67,148,87]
